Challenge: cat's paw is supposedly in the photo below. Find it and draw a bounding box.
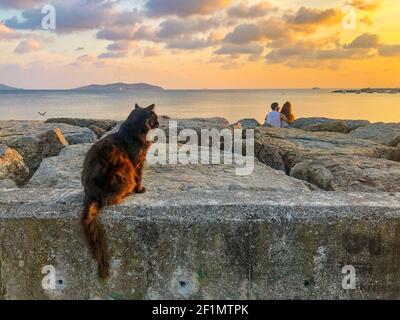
[135,186,147,194]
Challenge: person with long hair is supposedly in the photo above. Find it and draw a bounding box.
[264,102,288,128]
[280,101,296,127]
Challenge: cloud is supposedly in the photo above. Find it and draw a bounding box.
[0,23,20,40]
[166,36,213,50]
[285,7,342,33]
[145,0,231,17]
[227,1,275,18]
[5,0,142,33]
[316,48,373,60]
[14,39,41,54]
[345,33,380,49]
[107,41,137,51]
[215,43,264,55]
[0,0,44,9]
[98,51,127,59]
[224,24,262,44]
[360,16,373,26]
[266,42,314,63]
[265,36,376,65]
[378,44,400,57]
[156,16,221,39]
[143,46,162,57]
[96,25,155,41]
[350,0,381,11]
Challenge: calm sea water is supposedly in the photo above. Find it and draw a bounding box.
[0,89,400,124]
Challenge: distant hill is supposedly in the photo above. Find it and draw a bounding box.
[0,84,21,91]
[71,82,164,92]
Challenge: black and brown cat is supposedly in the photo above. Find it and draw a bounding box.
[80,104,159,279]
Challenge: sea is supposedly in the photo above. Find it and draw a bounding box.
[0,89,399,124]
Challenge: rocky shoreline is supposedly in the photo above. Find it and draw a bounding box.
[2,116,400,193]
[333,88,400,94]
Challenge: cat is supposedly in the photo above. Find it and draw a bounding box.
[80,104,159,279]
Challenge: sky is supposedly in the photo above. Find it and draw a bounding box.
[0,0,399,89]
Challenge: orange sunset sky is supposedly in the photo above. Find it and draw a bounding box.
[0,0,399,89]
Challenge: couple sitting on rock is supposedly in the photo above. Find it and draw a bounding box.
[264,101,296,128]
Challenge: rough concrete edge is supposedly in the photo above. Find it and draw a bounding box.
[1,189,400,222]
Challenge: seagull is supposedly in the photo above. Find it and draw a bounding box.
[38,111,47,116]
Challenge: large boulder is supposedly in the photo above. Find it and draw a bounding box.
[27,143,313,192]
[232,118,261,129]
[46,118,117,138]
[302,121,349,133]
[0,120,97,146]
[255,127,396,172]
[6,128,68,174]
[0,144,29,185]
[27,144,91,189]
[290,156,400,192]
[292,118,369,132]
[351,123,400,146]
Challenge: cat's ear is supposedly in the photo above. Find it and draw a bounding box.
[147,104,155,111]
[135,103,142,110]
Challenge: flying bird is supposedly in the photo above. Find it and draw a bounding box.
[38,112,47,116]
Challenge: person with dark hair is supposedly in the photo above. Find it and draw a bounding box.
[281,101,296,127]
[264,102,288,128]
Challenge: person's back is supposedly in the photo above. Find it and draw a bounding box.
[265,102,285,128]
[266,110,282,128]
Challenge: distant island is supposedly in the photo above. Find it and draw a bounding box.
[71,82,164,92]
[0,84,22,91]
[0,82,163,92]
[333,88,400,94]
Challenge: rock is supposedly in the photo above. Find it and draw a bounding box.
[27,144,91,189]
[6,129,68,174]
[233,118,261,129]
[292,117,369,132]
[0,144,29,185]
[0,178,17,188]
[0,120,97,146]
[290,156,400,192]
[159,117,231,142]
[27,143,312,192]
[64,129,97,145]
[255,127,395,172]
[303,121,349,133]
[46,118,117,132]
[351,123,400,146]
[88,125,107,138]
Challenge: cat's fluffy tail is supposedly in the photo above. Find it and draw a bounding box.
[80,200,110,279]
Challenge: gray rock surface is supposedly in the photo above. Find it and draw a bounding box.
[255,127,396,172]
[0,178,17,188]
[233,118,261,129]
[351,122,400,146]
[0,144,29,185]
[290,156,400,192]
[46,118,117,138]
[0,120,97,146]
[27,143,312,192]
[5,128,68,174]
[292,117,369,131]
[27,144,91,189]
[302,121,349,133]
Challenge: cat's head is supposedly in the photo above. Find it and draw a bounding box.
[126,103,159,134]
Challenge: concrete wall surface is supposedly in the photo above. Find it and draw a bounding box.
[1,188,400,300]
